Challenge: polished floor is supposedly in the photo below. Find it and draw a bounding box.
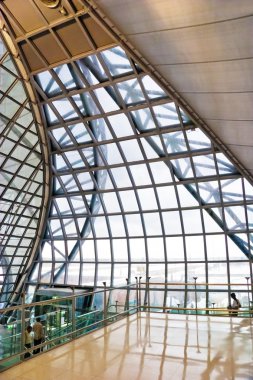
[0,313,252,380]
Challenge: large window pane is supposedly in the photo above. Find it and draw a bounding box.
[185,236,205,261]
[129,238,146,262]
[206,235,227,260]
[162,211,182,235]
[147,238,165,261]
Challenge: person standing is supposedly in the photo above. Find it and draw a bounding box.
[33,317,44,354]
[229,292,241,316]
[24,325,33,358]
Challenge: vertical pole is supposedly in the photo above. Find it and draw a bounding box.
[103,282,107,324]
[94,305,97,323]
[147,276,151,313]
[246,277,250,313]
[193,277,198,315]
[135,277,139,311]
[72,289,76,339]
[139,277,142,311]
[125,278,129,313]
[21,292,25,359]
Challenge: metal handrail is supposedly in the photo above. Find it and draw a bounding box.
[141,281,253,286]
[0,279,252,372]
[0,283,138,371]
[141,305,253,314]
[0,282,135,314]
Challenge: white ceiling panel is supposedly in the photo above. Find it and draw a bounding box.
[96,0,253,182]
[119,17,253,65]
[97,0,253,33]
[157,60,253,93]
[182,92,253,120]
[210,120,253,146]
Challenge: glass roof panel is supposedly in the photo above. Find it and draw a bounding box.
[73,93,100,116]
[36,70,62,96]
[2,55,17,74]
[54,64,78,90]
[77,60,99,85]
[81,54,108,81]
[216,153,238,175]
[153,102,180,127]
[161,131,187,154]
[68,122,92,144]
[116,78,145,105]
[0,66,16,93]
[45,104,59,124]
[52,99,79,120]
[100,46,134,77]
[51,127,73,147]
[187,129,211,150]
[141,75,167,100]
[198,180,221,203]
[108,114,134,137]
[91,118,114,141]
[131,108,157,131]
[94,87,120,112]
[0,96,20,118]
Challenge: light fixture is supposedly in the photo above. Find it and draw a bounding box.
[40,0,61,8]
[39,0,68,16]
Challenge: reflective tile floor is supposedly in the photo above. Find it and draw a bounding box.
[0,313,252,380]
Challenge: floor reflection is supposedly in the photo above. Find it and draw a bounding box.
[0,313,252,380]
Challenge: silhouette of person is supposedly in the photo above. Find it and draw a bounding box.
[33,317,44,354]
[24,325,33,358]
[228,293,241,316]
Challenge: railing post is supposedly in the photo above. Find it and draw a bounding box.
[102,282,107,324]
[21,292,26,359]
[94,305,97,323]
[147,276,151,313]
[71,289,76,339]
[193,277,198,314]
[125,278,129,312]
[138,277,142,311]
[135,277,139,311]
[245,276,250,313]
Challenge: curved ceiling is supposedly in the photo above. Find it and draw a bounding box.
[2,0,252,180]
[96,0,253,181]
[0,0,253,307]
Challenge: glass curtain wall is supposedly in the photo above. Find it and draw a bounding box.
[28,45,253,308]
[0,33,46,305]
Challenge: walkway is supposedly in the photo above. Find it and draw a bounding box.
[0,313,252,380]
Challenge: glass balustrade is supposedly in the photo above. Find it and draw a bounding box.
[0,279,252,373]
[0,283,137,372]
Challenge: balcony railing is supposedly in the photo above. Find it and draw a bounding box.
[0,278,252,373]
[0,282,137,372]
